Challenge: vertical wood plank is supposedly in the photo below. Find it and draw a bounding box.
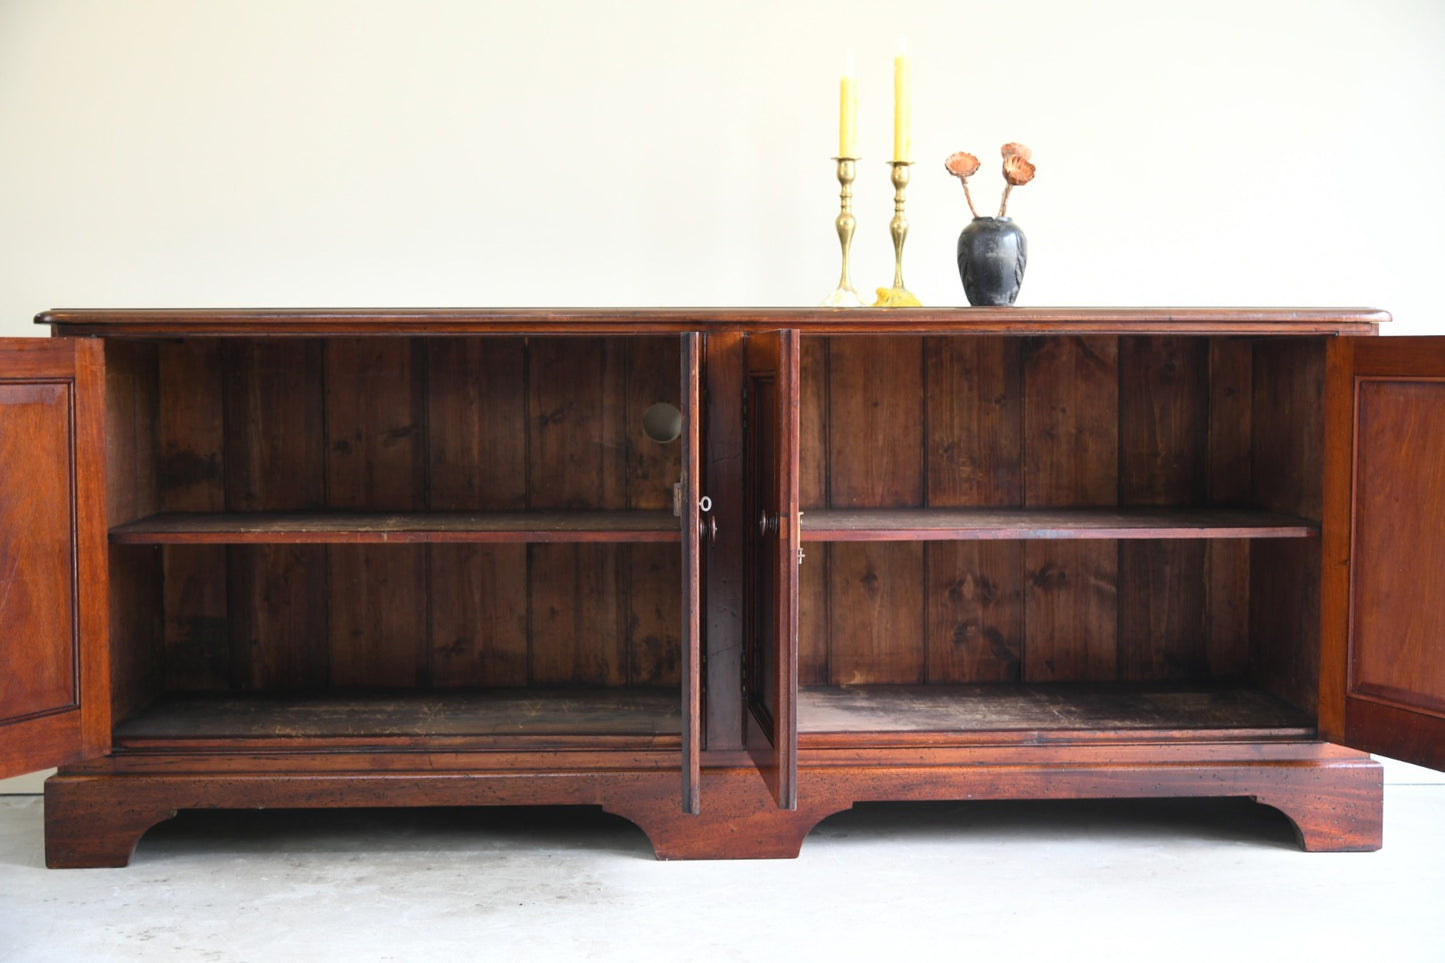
[1205,338,1254,679]
[1250,339,1324,710]
[925,337,1024,683]
[425,337,527,510]
[1023,541,1119,682]
[1208,339,1254,506]
[528,337,627,510]
[925,337,1023,506]
[703,332,746,747]
[426,338,529,686]
[926,541,1023,682]
[828,543,925,685]
[1252,338,1325,518]
[158,341,228,691]
[1022,336,1119,682]
[428,545,529,687]
[1118,541,1207,680]
[626,337,683,686]
[825,337,924,685]
[1118,337,1207,681]
[223,340,325,511]
[827,336,924,508]
[528,339,628,684]
[324,339,428,688]
[797,337,830,686]
[229,545,329,689]
[223,341,328,688]
[529,544,627,686]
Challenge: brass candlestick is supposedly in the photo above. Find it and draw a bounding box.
[878,160,921,307]
[821,156,863,307]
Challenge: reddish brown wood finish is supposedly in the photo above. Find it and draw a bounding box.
[744,330,799,809]
[0,339,109,780]
[37,306,1387,337]
[41,740,1381,867]
[1323,337,1445,771]
[7,307,1419,864]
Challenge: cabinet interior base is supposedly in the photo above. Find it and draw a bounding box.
[113,688,682,750]
[798,684,1314,746]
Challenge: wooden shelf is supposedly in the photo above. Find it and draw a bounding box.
[799,507,1319,542]
[110,510,682,545]
[113,688,682,751]
[797,684,1315,747]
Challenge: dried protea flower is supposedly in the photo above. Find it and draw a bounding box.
[1001,142,1032,161]
[944,151,982,218]
[945,151,981,178]
[998,152,1036,217]
[1003,154,1036,186]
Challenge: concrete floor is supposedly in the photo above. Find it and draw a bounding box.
[1,773,1443,962]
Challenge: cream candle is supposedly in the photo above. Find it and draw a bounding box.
[893,39,911,163]
[839,51,858,157]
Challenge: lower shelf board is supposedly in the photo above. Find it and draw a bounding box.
[112,688,682,751]
[797,684,1316,747]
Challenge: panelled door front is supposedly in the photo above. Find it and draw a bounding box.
[0,338,109,779]
[1325,335,1445,771]
[679,332,702,813]
[743,330,799,809]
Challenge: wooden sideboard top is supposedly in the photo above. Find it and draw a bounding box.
[36,306,1388,337]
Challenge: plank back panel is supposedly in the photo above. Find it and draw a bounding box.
[797,337,830,686]
[824,337,925,684]
[1022,336,1119,682]
[158,341,229,691]
[1205,339,1254,679]
[426,337,529,686]
[1118,337,1207,680]
[1250,338,1325,711]
[324,340,428,687]
[925,336,1024,682]
[624,338,683,687]
[222,340,330,689]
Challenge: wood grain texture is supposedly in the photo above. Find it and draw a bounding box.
[324,340,427,688]
[702,332,746,749]
[1023,337,1119,682]
[800,507,1316,541]
[156,342,229,691]
[0,382,77,724]
[925,336,1022,506]
[1349,379,1445,711]
[926,541,1023,683]
[37,306,1390,338]
[827,542,925,685]
[111,510,683,543]
[826,336,923,508]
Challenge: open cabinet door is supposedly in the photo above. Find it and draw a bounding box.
[743,330,799,809]
[680,333,702,814]
[0,338,109,779]
[1323,336,1445,771]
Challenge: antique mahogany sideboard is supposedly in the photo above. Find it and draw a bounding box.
[2,307,1444,867]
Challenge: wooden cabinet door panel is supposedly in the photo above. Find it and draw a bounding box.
[0,338,108,779]
[1325,336,1445,770]
[680,333,702,814]
[743,331,799,809]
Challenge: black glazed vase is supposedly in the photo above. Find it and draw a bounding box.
[956,217,1027,306]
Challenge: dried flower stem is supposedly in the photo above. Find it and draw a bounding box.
[998,184,1013,218]
[963,182,979,219]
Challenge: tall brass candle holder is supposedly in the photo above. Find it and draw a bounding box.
[877,160,921,307]
[821,156,863,307]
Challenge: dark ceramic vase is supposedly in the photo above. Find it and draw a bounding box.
[956,217,1027,306]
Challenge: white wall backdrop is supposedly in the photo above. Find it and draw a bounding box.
[1,0,1443,333]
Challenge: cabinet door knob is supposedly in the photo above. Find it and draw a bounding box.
[758,511,779,536]
[700,515,718,543]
